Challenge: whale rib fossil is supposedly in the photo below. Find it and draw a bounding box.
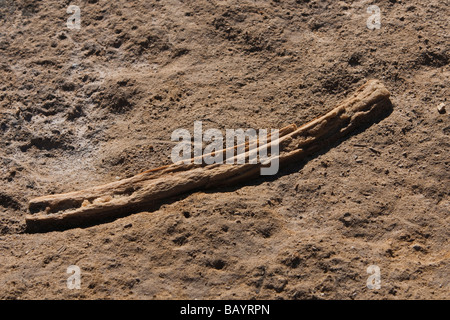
[26,80,391,232]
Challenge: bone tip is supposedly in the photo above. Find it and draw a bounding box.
[365,79,391,98]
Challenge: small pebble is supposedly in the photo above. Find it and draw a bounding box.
[437,103,446,114]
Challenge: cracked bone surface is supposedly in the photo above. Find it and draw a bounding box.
[26,80,391,232]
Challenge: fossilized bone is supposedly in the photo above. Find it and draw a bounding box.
[26,80,391,232]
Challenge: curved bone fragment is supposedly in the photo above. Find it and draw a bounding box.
[26,80,391,232]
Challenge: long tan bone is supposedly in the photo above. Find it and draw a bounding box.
[26,80,391,232]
